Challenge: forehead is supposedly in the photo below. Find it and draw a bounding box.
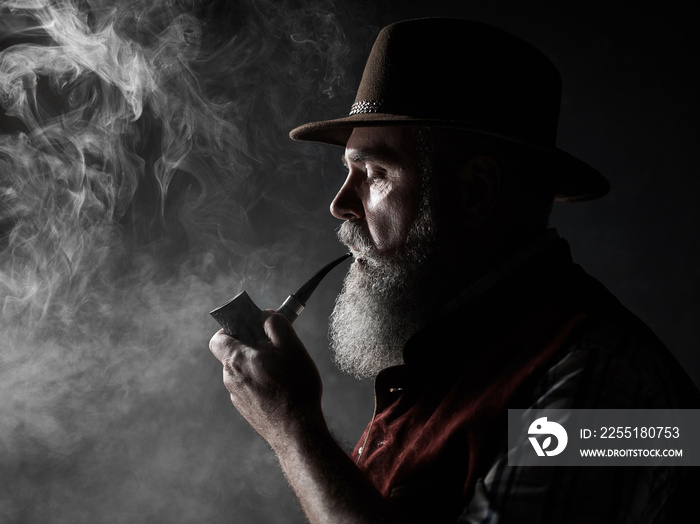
[343,126,419,166]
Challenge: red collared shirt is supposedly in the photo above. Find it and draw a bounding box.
[351,236,700,523]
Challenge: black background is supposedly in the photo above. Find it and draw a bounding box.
[1,1,697,522]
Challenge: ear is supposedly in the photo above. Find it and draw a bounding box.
[458,155,500,225]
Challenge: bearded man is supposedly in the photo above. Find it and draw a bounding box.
[209,18,700,523]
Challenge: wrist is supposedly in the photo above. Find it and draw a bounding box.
[271,409,331,456]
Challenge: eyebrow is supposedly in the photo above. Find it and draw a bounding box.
[341,146,399,167]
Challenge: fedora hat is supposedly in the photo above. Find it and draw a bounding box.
[289,18,610,202]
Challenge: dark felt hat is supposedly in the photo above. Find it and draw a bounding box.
[289,18,610,202]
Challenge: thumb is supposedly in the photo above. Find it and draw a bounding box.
[262,310,303,350]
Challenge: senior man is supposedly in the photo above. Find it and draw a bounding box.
[209,18,699,523]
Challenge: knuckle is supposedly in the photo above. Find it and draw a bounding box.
[223,353,243,376]
[208,332,220,353]
[209,330,234,355]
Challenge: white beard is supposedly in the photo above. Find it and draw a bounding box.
[329,201,438,379]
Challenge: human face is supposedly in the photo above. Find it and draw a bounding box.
[331,127,422,259]
[329,127,438,379]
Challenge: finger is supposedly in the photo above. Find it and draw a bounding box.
[261,310,302,350]
[209,328,241,362]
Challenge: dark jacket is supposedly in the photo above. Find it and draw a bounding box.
[351,236,700,523]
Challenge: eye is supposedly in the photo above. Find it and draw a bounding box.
[366,166,387,184]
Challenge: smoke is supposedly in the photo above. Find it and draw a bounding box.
[0,1,361,522]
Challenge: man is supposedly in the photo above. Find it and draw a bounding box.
[209,18,699,522]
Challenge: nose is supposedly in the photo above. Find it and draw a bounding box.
[330,171,364,221]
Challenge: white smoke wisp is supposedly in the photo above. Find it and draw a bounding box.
[0,0,231,329]
[0,1,356,522]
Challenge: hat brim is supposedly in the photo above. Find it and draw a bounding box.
[290,114,610,203]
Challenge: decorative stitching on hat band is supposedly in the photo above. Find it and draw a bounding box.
[349,100,384,115]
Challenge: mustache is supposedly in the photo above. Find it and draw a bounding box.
[337,220,377,259]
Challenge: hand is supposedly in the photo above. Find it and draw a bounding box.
[209,310,324,451]
[211,312,393,524]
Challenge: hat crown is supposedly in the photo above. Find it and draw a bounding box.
[289,18,610,202]
[353,18,562,146]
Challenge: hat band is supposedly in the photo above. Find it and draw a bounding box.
[349,100,384,115]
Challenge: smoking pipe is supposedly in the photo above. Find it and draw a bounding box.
[210,253,352,346]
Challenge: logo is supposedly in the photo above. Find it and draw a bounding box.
[528,417,568,457]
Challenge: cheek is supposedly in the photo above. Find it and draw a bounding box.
[365,186,419,252]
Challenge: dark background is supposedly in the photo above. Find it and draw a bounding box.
[0,1,697,522]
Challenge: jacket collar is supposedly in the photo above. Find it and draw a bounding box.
[400,230,577,373]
